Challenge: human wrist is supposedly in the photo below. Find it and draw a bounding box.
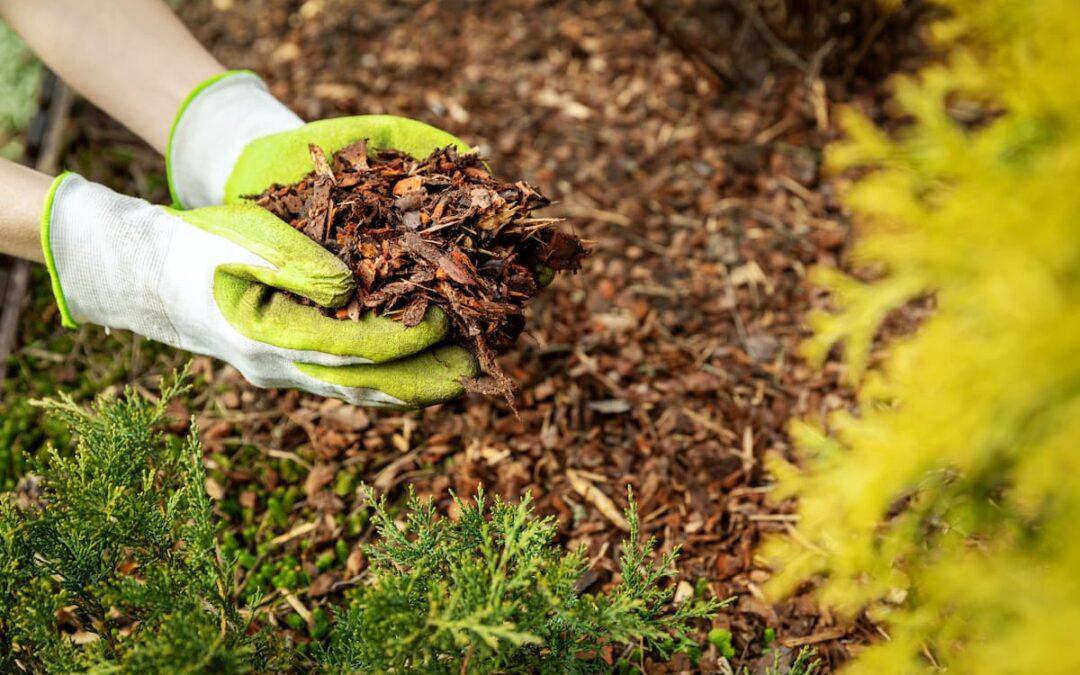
[0,159,51,263]
[167,70,303,209]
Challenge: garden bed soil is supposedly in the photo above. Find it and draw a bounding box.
[49,0,933,671]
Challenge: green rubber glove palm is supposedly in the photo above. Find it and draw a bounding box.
[235,116,480,405]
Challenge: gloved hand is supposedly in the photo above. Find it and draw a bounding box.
[159,70,478,407]
[40,173,476,409]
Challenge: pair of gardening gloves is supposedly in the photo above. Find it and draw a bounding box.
[42,71,478,409]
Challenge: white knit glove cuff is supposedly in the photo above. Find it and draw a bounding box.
[44,173,181,342]
[167,71,303,208]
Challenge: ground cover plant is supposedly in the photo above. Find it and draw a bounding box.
[253,142,588,403]
[0,373,723,672]
[765,0,1080,672]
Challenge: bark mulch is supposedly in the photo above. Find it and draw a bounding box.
[147,1,931,671]
[252,142,587,404]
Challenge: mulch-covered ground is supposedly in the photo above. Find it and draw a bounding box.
[19,0,932,671]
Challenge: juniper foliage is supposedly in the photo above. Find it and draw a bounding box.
[754,647,822,675]
[764,0,1080,672]
[324,486,720,673]
[2,371,719,673]
[0,369,286,673]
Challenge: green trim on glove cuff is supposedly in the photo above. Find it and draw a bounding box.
[40,171,77,329]
[224,115,472,203]
[296,344,478,408]
[166,69,257,208]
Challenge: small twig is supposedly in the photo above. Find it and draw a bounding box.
[681,407,739,442]
[844,7,894,82]
[268,520,318,548]
[460,645,474,675]
[747,513,800,522]
[282,589,315,634]
[741,425,756,474]
[265,448,314,472]
[921,641,941,669]
[806,39,836,132]
[805,37,837,84]
[216,574,229,637]
[783,522,827,555]
[780,626,849,648]
[234,550,268,599]
[372,448,422,493]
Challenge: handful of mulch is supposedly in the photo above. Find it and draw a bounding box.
[250,141,588,405]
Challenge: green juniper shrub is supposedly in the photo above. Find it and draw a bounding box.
[1,369,726,673]
[787,647,823,675]
[755,646,822,675]
[0,269,185,492]
[0,368,289,673]
[323,486,722,674]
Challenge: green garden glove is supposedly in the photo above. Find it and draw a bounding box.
[162,70,478,407]
[42,173,475,409]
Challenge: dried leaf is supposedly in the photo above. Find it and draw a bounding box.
[304,464,337,499]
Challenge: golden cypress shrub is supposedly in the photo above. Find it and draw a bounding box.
[763,1,1080,672]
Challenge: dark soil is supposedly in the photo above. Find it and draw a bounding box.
[252,142,587,403]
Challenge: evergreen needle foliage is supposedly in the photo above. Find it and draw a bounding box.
[0,368,286,673]
[764,1,1080,673]
[1,370,718,673]
[324,486,721,673]
[744,647,822,675]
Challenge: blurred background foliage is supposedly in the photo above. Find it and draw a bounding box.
[0,21,41,160]
[765,0,1080,672]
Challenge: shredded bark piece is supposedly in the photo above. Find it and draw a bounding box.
[250,141,589,404]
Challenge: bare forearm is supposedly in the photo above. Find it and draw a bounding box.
[0,0,224,154]
[0,159,51,263]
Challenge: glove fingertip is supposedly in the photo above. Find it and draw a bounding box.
[306,268,356,309]
[431,344,480,380]
[294,344,477,408]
